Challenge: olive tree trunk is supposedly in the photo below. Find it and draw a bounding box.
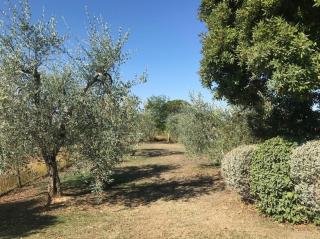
[45,154,61,205]
[15,166,22,188]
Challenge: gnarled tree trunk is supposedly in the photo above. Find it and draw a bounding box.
[45,154,61,205]
[16,166,22,188]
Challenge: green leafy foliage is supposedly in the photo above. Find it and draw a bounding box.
[0,0,143,196]
[167,95,255,165]
[222,145,257,201]
[73,83,139,193]
[290,140,320,223]
[144,96,188,132]
[165,113,181,142]
[144,96,170,132]
[166,99,189,116]
[199,0,320,139]
[250,137,308,223]
[137,111,157,142]
[206,108,257,164]
[0,118,32,187]
[175,95,218,158]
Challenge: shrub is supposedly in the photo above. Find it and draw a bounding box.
[168,94,256,165]
[165,113,181,142]
[291,140,320,223]
[250,137,308,223]
[175,95,218,158]
[222,145,257,201]
[137,112,157,142]
[206,108,256,165]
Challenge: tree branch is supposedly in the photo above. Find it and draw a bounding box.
[83,71,113,94]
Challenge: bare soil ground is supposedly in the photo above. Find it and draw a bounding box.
[1,143,320,239]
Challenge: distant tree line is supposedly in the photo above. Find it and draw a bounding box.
[139,94,256,165]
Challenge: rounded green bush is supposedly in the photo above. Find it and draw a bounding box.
[222,145,257,201]
[250,137,308,223]
[290,140,320,222]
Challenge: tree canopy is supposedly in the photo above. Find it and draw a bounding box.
[0,0,142,201]
[144,96,188,132]
[199,0,320,139]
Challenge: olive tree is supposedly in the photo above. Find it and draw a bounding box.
[0,118,31,188]
[137,111,157,142]
[176,94,219,157]
[0,1,142,202]
[144,95,169,132]
[167,94,255,164]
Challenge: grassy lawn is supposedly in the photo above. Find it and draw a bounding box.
[0,143,319,239]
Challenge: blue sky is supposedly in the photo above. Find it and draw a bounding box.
[7,0,221,104]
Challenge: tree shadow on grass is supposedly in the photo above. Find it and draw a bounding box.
[103,173,225,207]
[62,148,183,197]
[62,174,94,196]
[109,164,179,186]
[0,198,58,239]
[61,147,224,208]
[132,148,184,157]
[62,164,179,197]
[62,162,225,208]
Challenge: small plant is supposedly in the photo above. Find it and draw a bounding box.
[250,137,309,223]
[291,140,320,223]
[222,145,257,201]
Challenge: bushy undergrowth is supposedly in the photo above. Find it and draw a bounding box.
[165,114,181,142]
[206,109,256,165]
[173,96,218,159]
[166,95,255,165]
[222,145,257,201]
[137,111,157,142]
[291,140,320,223]
[250,137,309,223]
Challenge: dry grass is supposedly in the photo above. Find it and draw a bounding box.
[0,151,69,194]
[0,143,320,239]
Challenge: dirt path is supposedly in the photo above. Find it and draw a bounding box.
[1,143,320,239]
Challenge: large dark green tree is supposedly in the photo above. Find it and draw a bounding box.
[145,96,169,131]
[145,96,188,132]
[199,0,320,139]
